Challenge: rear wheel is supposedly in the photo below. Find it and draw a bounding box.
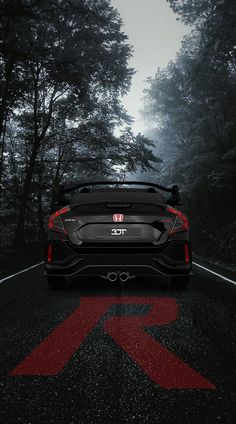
[170,276,189,289]
[47,276,67,289]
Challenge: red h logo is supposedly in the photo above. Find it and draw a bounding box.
[113,214,124,222]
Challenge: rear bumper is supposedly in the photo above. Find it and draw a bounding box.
[44,241,192,280]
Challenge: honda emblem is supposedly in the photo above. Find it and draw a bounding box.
[113,213,124,222]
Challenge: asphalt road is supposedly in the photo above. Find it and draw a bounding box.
[0,262,235,424]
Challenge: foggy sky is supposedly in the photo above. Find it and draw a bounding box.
[110,0,190,134]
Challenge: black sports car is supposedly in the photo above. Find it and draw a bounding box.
[45,181,192,289]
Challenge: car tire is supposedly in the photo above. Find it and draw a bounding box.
[170,276,189,289]
[47,276,67,289]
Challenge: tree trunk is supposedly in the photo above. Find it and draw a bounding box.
[14,142,40,246]
[50,151,62,211]
[0,57,14,141]
[37,190,46,242]
[15,64,41,246]
[37,158,46,241]
[0,118,7,186]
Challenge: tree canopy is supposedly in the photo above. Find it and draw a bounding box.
[0,0,157,245]
[142,0,236,263]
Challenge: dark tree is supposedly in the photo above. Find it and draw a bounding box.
[143,0,236,264]
[0,0,157,246]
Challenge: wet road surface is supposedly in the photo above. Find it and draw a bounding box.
[0,262,235,423]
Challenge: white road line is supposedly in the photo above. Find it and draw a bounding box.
[0,259,235,286]
[0,261,44,284]
[193,261,236,286]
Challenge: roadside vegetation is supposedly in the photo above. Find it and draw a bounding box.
[0,0,157,248]
[142,0,236,267]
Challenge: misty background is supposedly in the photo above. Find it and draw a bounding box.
[0,0,235,271]
[111,0,190,134]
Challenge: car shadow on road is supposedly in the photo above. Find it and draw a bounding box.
[64,275,178,297]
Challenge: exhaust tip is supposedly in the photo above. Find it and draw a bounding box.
[108,272,118,282]
[119,272,129,282]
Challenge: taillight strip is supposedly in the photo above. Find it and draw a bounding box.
[47,244,53,263]
[167,205,189,234]
[48,206,70,232]
[184,243,189,264]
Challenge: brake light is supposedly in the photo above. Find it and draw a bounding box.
[47,244,52,263]
[167,206,189,234]
[184,242,189,264]
[48,206,70,233]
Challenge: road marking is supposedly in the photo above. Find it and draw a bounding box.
[193,261,236,286]
[10,296,215,389]
[0,261,44,284]
[0,259,235,288]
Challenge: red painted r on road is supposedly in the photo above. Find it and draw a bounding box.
[10,296,215,389]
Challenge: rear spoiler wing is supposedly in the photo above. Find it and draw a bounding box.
[57,181,182,207]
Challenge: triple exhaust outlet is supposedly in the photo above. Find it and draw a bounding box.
[107,272,131,282]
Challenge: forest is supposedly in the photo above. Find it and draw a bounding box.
[142,0,236,267]
[0,0,157,250]
[0,0,235,268]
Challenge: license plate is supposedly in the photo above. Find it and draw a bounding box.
[95,226,141,238]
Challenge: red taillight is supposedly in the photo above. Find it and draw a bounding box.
[47,244,53,263]
[167,206,189,234]
[48,206,70,233]
[184,242,189,264]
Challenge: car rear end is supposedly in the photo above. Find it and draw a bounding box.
[45,191,192,288]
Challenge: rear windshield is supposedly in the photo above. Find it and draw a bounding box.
[70,189,167,207]
[71,203,166,214]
